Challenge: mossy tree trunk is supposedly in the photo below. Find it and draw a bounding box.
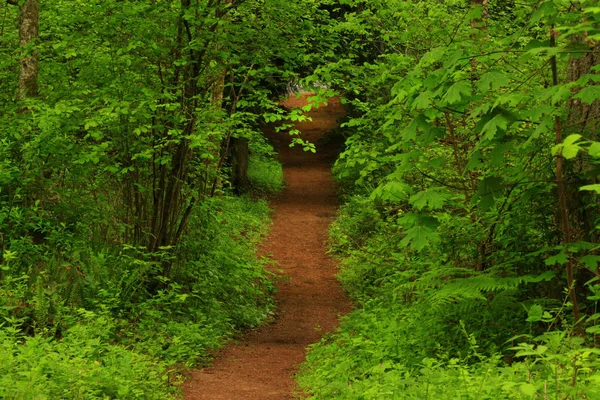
[16,0,38,101]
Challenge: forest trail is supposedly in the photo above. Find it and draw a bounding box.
[183,93,350,400]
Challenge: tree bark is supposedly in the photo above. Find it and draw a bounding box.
[230,137,250,194]
[550,27,582,329]
[565,40,600,244]
[567,41,600,135]
[17,0,39,100]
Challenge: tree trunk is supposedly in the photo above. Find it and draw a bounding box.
[230,137,250,194]
[567,41,600,135]
[17,0,39,100]
[566,40,600,244]
[550,27,581,329]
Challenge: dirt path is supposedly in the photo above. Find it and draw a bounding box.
[183,94,350,400]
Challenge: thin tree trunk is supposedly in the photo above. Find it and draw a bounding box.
[550,26,582,329]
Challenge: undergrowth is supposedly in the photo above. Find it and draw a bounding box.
[0,155,283,399]
[298,198,600,399]
[247,138,284,195]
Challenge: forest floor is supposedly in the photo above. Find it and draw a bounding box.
[183,93,350,399]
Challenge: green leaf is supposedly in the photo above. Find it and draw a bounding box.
[581,255,600,269]
[371,181,410,201]
[420,47,445,66]
[526,46,561,57]
[551,134,583,159]
[481,114,509,141]
[490,143,510,167]
[588,142,600,157]
[442,81,471,105]
[539,85,570,105]
[400,224,437,251]
[580,184,600,194]
[403,114,427,142]
[443,49,464,69]
[477,176,504,211]
[545,251,568,266]
[552,85,571,105]
[526,305,543,323]
[586,325,600,334]
[466,150,484,171]
[477,70,509,92]
[530,1,557,23]
[397,213,439,251]
[85,120,99,130]
[412,91,433,110]
[573,86,600,105]
[409,188,447,210]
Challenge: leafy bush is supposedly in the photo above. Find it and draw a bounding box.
[0,311,175,399]
[248,156,284,195]
[247,138,284,196]
[299,300,600,399]
[0,193,276,398]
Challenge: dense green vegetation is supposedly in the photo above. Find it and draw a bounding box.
[0,0,305,397]
[3,0,600,398]
[298,0,600,398]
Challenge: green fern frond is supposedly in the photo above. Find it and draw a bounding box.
[396,266,555,312]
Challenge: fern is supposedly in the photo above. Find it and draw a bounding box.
[396,266,555,313]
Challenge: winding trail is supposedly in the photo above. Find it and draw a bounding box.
[183,94,350,400]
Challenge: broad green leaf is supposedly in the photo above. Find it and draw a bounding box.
[477,70,510,92]
[581,255,600,269]
[477,176,504,210]
[443,49,464,69]
[551,85,571,105]
[530,1,556,23]
[580,184,600,194]
[409,188,447,210]
[588,142,600,157]
[545,251,568,265]
[412,91,433,110]
[573,86,600,105]
[490,143,510,167]
[403,114,427,142]
[481,114,509,141]
[526,46,561,57]
[526,305,543,322]
[551,134,583,159]
[85,120,99,130]
[371,181,410,201]
[539,85,571,105]
[420,47,446,66]
[442,81,471,105]
[466,150,484,171]
[399,224,438,251]
[586,325,600,334]
[494,92,526,107]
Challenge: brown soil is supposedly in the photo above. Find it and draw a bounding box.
[183,93,350,400]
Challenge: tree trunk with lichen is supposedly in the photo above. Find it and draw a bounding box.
[17,0,39,101]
